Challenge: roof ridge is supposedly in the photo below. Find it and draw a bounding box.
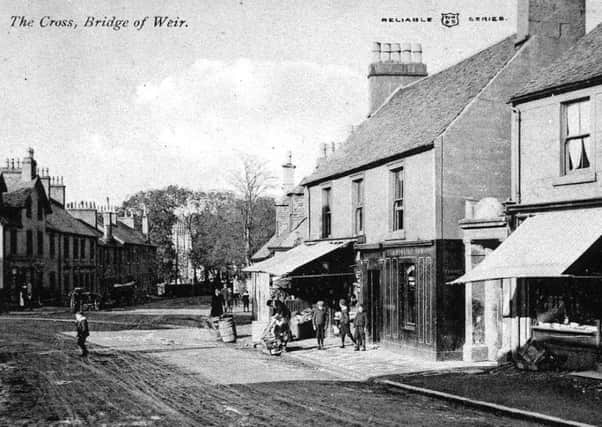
[435,35,529,141]
[369,34,517,119]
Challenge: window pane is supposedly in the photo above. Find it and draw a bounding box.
[581,136,591,169]
[566,102,580,137]
[580,100,590,133]
[406,265,416,325]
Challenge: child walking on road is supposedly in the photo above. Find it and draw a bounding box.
[312,300,327,350]
[354,304,367,351]
[75,311,90,357]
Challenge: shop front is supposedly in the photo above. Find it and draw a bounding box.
[244,239,357,342]
[455,207,602,366]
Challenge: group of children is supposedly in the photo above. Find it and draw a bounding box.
[311,299,368,351]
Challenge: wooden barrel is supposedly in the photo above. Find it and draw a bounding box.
[219,316,237,343]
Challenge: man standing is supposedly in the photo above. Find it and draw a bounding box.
[75,311,90,357]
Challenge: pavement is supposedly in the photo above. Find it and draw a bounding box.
[252,334,496,381]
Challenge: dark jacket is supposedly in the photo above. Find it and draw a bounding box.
[312,308,327,327]
[340,309,351,325]
[210,293,224,317]
[273,300,290,319]
[354,311,368,329]
[76,318,89,338]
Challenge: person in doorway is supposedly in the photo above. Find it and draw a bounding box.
[312,300,327,350]
[19,286,26,311]
[353,304,368,351]
[75,311,90,357]
[242,288,250,312]
[339,305,356,348]
[26,282,33,310]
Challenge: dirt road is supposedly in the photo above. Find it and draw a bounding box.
[0,313,542,426]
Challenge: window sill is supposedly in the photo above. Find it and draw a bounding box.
[385,230,406,241]
[553,170,596,187]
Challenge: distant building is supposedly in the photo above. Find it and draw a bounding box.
[0,148,157,307]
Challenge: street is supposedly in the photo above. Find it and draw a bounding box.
[0,304,542,426]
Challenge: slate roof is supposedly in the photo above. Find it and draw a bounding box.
[113,221,150,246]
[512,23,602,103]
[1,187,32,208]
[302,35,519,185]
[251,218,306,261]
[47,201,100,237]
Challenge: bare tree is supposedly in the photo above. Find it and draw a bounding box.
[229,154,275,266]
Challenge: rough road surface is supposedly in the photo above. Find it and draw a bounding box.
[0,311,543,426]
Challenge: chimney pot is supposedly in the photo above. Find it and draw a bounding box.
[411,43,423,63]
[391,43,401,62]
[382,43,392,62]
[371,41,382,62]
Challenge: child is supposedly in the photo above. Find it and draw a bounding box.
[339,305,356,348]
[75,311,90,357]
[242,288,250,312]
[354,304,368,351]
[312,300,327,350]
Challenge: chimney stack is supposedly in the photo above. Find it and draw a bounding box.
[516,0,585,44]
[21,148,36,182]
[49,176,66,207]
[367,41,428,116]
[281,151,296,195]
[67,200,98,229]
[141,205,149,240]
[102,199,113,241]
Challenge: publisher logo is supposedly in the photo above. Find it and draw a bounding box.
[441,13,459,28]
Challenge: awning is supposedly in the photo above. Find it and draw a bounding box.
[243,240,351,276]
[452,208,602,283]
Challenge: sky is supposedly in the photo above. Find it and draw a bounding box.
[1,0,601,204]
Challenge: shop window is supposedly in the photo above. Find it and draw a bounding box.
[26,230,33,255]
[37,230,43,256]
[10,229,17,254]
[321,187,331,238]
[352,178,364,235]
[392,168,404,231]
[404,265,416,327]
[562,98,591,174]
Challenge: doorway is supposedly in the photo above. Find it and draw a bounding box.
[367,269,381,342]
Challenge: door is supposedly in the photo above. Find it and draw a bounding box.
[367,270,381,342]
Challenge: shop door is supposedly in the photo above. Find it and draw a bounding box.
[367,270,381,342]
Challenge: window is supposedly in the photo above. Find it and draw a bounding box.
[26,230,33,255]
[49,234,55,258]
[10,230,17,254]
[321,187,331,238]
[90,240,95,260]
[404,264,417,327]
[392,168,404,231]
[563,99,591,174]
[80,238,85,259]
[37,231,43,256]
[73,238,79,259]
[352,179,364,235]
[25,198,32,219]
[64,273,70,292]
[64,236,70,259]
[37,201,43,221]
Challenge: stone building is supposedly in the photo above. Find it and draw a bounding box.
[455,19,602,365]
[0,148,156,307]
[300,0,587,360]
